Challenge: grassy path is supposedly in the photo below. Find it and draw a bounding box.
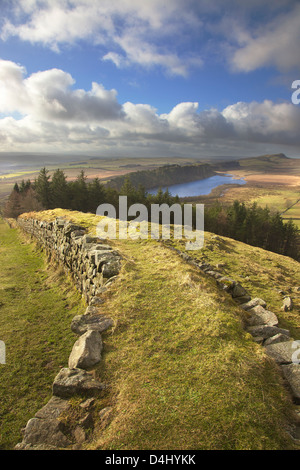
[0,219,84,449]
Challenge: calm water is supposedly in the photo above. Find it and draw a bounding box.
[149,174,246,197]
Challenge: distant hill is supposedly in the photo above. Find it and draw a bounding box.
[212,153,290,172]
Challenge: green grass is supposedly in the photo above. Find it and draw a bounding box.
[21,209,300,450]
[171,233,300,339]
[0,218,85,449]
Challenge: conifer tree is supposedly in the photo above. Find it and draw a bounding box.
[35,167,51,209]
[51,169,69,209]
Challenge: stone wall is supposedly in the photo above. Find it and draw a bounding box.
[17,216,122,304]
[15,216,122,449]
[12,217,300,448]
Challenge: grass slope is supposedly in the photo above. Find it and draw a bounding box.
[18,209,300,450]
[0,218,84,449]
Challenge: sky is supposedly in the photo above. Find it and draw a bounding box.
[0,0,300,161]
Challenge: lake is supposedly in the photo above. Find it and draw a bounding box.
[148,174,246,198]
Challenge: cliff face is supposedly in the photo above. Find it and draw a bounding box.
[108,163,216,191]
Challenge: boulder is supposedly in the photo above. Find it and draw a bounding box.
[240,298,267,311]
[246,325,290,340]
[265,340,298,365]
[15,397,72,450]
[281,364,300,404]
[231,283,249,299]
[68,330,103,369]
[102,259,121,278]
[264,333,291,346]
[282,296,293,311]
[217,277,236,292]
[52,368,105,398]
[71,314,113,336]
[246,305,278,327]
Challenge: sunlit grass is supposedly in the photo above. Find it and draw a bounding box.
[17,209,300,450]
[0,218,85,449]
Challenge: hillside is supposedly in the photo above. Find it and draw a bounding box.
[107,163,215,191]
[2,209,299,450]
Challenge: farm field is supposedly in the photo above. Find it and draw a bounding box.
[0,155,200,202]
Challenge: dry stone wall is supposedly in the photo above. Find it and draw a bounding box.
[11,218,300,448]
[15,216,122,450]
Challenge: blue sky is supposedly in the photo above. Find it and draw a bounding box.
[0,0,300,160]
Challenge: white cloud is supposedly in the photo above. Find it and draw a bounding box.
[222,100,300,144]
[0,59,123,121]
[1,0,203,76]
[1,59,300,156]
[229,2,300,72]
[2,0,300,75]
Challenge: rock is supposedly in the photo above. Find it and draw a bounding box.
[246,325,290,340]
[206,270,223,279]
[52,368,105,398]
[15,397,72,450]
[231,283,249,299]
[79,412,94,429]
[102,259,121,278]
[55,218,67,229]
[89,296,104,306]
[240,298,267,311]
[281,364,300,404]
[95,251,116,267]
[265,340,298,365]
[64,223,85,237]
[73,426,86,445]
[80,398,95,409]
[16,418,71,450]
[217,277,236,292]
[71,230,86,239]
[264,333,291,346]
[282,296,293,311]
[35,396,71,420]
[85,305,100,316]
[68,330,103,370]
[246,305,278,327]
[81,234,101,246]
[98,407,113,429]
[234,295,252,305]
[71,314,113,336]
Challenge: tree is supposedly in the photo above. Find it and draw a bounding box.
[51,169,69,209]
[20,188,43,213]
[69,170,89,212]
[3,190,22,219]
[35,167,51,209]
[120,176,138,207]
[87,178,106,213]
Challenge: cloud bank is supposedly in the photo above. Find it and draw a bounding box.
[0,59,300,156]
